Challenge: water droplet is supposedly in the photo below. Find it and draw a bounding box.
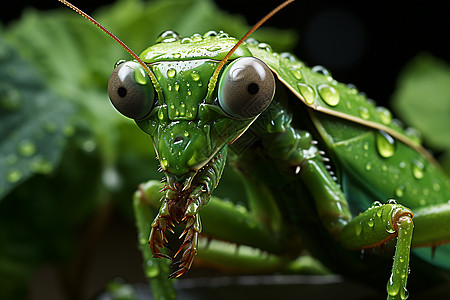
[217,31,229,38]
[161,159,168,168]
[156,30,180,43]
[395,185,405,198]
[405,127,421,144]
[167,68,176,78]
[7,169,22,183]
[363,142,369,151]
[204,30,218,37]
[412,159,425,179]
[387,274,400,297]
[386,222,396,234]
[376,130,396,158]
[297,83,315,105]
[358,106,370,119]
[63,125,75,137]
[401,287,409,300]
[366,98,376,107]
[355,222,363,236]
[368,218,374,228]
[138,232,147,245]
[432,181,441,191]
[30,157,53,174]
[191,71,200,81]
[257,43,272,52]
[365,162,372,171]
[174,83,180,92]
[371,201,382,208]
[392,118,404,130]
[114,60,126,68]
[377,209,383,217]
[245,38,259,46]
[180,37,192,44]
[192,33,203,41]
[18,140,36,157]
[82,139,96,152]
[280,52,296,62]
[318,84,340,106]
[290,68,302,80]
[102,167,122,191]
[346,83,358,94]
[312,65,331,77]
[376,106,392,125]
[145,260,160,278]
[387,199,397,204]
[173,53,181,59]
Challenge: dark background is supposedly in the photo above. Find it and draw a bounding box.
[2,0,450,107]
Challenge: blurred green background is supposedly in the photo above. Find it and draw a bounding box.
[1,0,449,299]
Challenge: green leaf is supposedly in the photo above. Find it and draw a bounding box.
[0,34,75,201]
[392,53,450,151]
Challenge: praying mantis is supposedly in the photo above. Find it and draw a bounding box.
[58,1,450,299]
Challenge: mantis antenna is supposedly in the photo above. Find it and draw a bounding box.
[58,0,294,100]
[57,0,160,90]
[206,0,295,99]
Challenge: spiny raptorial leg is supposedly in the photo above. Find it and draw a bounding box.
[168,215,199,279]
[149,216,174,260]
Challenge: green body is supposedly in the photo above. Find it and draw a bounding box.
[108,31,450,299]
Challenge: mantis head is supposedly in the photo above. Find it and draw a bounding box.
[58,0,293,278]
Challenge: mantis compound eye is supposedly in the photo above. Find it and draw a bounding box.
[108,61,155,120]
[218,57,275,119]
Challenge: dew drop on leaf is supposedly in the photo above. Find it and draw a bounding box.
[190,71,200,81]
[167,68,176,78]
[290,68,302,80]
[358,106,370,119]
[312,65,331,77]
[18,139,37,157]
[156,30,180,43]
[297,83,315,105]
[7,169,22,183]
[257,42,272,52]
[145,260,160,278]
[318,84,340,106]
[395,185,405,198]
[412,159,425,179]
[376,130,396,158]
[376,106,392,125]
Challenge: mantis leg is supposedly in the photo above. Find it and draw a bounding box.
[298,154,414,300]
[135,178,328,276]
[253,101,415,299]
[338,201,413,300]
